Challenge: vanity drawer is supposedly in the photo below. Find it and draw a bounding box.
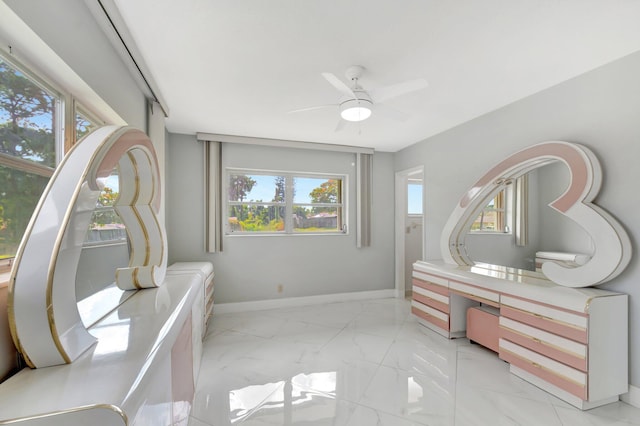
[499,338,587,400]
[413,271,448,287]
[411,300,449,333]
[501,296,588,344]
[449,280,500,307]
[412,277,449,296]
[413,285,449,313]
[499,317,587,372]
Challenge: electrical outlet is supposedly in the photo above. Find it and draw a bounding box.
[277,284,283,293]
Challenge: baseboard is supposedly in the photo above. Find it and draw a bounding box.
[215,289,396,314]
[621,384,640,408]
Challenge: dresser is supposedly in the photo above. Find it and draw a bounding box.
[412,260,628,410]
[0,262,214,425]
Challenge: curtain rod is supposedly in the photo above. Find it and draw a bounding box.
[196,132,375,155]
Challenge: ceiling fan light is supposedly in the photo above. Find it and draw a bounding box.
[340,99,373,122]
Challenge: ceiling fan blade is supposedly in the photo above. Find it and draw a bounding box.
[334,118,349,133]
[321,72,356,98]
[376,104,410,122]
[369,78,428,103]
[288,104,336,114]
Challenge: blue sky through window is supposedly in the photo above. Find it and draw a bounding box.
[241,175,322,204]
[408,183,423,215]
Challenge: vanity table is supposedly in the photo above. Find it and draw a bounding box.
[412,141,632,410]
[412,260,627,410]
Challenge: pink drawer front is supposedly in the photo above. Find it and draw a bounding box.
[412,278,449,296]
[499,325,587,373]
[413,292,450,314]
[411,306,449,333]
[500,305,588,344]
[499,339,587,400]
[466,307,499,353]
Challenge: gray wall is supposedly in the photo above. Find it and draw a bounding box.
[166,134,395,303]
[395,51,640,387]
[537,162,595,254]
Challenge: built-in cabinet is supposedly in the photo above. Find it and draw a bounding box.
[412,260,628,410]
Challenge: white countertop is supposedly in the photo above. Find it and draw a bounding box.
[414,260,622,313]
[0,272,200,422]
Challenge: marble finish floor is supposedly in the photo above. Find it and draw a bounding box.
[189,298,640,425]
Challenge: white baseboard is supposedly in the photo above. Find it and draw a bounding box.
[621,384,640,408]
[215,289,396,314]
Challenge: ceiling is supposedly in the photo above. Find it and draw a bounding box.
[112,0,640,152]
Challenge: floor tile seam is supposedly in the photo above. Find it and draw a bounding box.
[284,317,349,330]
[378,336,402,371]
[222,327,277,340]
[339,325,403,341]
[548,401,570,426]
[315,322,352,351]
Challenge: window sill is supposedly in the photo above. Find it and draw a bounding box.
[468,231,513,236]
[225,232,349,237]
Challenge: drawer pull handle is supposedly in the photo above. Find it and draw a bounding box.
[532,362,541,369]
[532,337,542,344]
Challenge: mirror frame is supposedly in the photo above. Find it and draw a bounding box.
[441,141,631,288]
[8,126,167,368]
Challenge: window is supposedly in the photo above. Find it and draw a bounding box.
[0,55,62,261]
[407,180,423,215]
[75,107,100,142]
[227,170,345,234]
[470,185,513,233]
[83,168,126,246]
[0,52,104,263]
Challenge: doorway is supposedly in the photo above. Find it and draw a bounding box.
[395,167,424,298]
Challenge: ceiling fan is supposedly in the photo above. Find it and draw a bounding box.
[289,65,428,131]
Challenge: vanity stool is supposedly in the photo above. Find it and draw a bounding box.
[466,305,499,352]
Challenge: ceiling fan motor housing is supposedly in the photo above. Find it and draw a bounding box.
[340,92,373,122]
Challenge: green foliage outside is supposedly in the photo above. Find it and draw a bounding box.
[91,186,122,228]
[0,59,56,258]
[229,175,340,232]
[309,179,338,214]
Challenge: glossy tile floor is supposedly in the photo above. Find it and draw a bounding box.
[188,298,640,425]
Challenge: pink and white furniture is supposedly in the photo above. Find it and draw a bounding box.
[0,126,213,425]
[412,261,627,410]
[413,141,631,410]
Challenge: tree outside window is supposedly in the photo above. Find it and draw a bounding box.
[0,57,59,259]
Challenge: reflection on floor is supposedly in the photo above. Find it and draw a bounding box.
[188,298,640,426]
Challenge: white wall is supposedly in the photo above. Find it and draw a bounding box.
[394,50,640,387]
[166,134,395,303]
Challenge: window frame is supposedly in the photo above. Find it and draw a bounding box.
[0,48,111,269]
[470,184,514,234]
[225,168,348,236]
